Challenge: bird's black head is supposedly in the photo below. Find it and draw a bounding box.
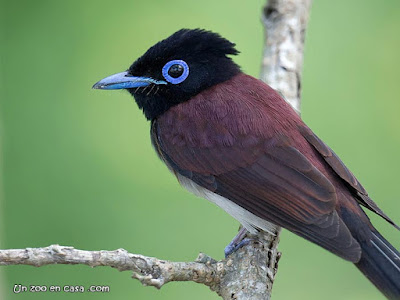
[93,29,241,120]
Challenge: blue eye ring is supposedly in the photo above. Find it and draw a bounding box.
[162,60,189,84]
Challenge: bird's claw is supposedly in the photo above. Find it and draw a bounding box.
[224,238,252,257]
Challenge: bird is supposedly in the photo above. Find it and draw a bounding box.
[93,29,400,299]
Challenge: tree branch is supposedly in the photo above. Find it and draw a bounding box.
[0,0,312,299]
[261,0,312,113]
[0,237,281,299]
[0,245,221,290]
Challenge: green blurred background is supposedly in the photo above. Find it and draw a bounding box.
[1,0,399,299]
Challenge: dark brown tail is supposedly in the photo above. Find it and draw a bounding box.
[355,230,400,299]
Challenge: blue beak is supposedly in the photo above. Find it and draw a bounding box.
[92,71,167,90]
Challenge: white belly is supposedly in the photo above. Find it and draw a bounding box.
[177,174,279,235]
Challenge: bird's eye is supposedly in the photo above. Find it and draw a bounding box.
[168,64,184,78]
[162,60,189,84]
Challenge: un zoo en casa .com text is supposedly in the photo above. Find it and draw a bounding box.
[13,284,110,293]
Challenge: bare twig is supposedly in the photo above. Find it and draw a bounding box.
[0,245,222,290]
[0,242,281,298]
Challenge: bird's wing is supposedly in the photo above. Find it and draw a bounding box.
[152,121,361,262]
[299,126,399,230]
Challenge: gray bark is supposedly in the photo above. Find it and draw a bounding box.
[261,0,312,114]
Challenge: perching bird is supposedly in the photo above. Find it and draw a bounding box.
[93,29,400,299]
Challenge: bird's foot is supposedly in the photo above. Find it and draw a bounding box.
[224,227,252,257]
[224,238,252,257]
